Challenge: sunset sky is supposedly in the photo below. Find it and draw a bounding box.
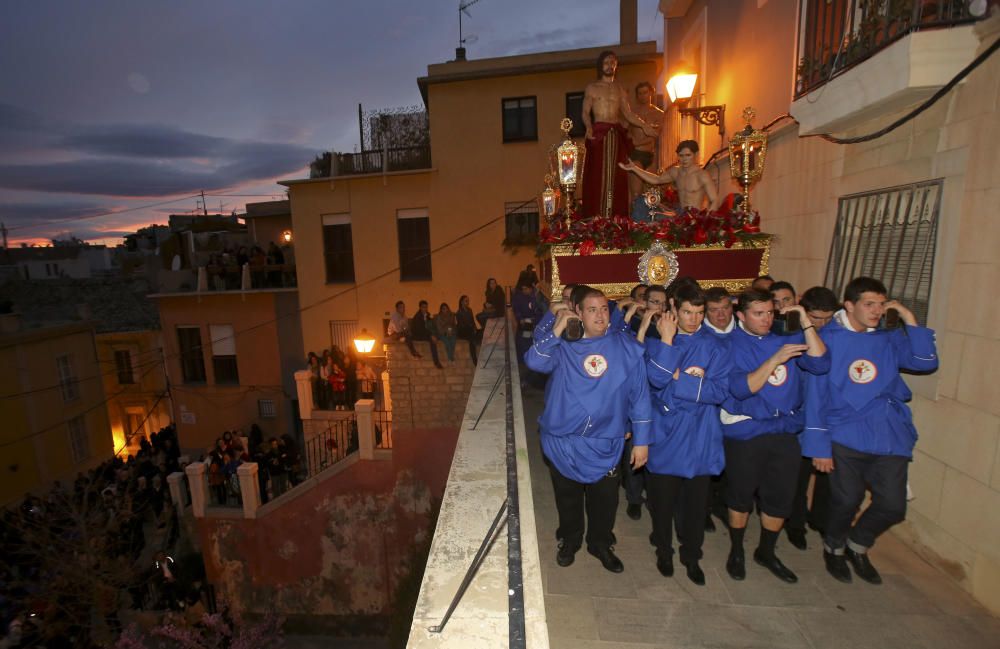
[0,0,663,247]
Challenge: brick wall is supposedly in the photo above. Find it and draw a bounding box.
[385,340,477,430]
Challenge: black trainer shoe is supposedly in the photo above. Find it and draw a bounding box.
[587,546,624,573]
[704,514,716,532]
[556,542,577,567]
[626,503,642,520]
[726,550,746,581]
[753,550,799,583]
[846,548,882,584]
[786,528,808,550]
[684,560,706,586]
[823,550,852,583]
[656,555,674,578]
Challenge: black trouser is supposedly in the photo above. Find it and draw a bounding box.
[824,443,908,551]
[788,457,831,533]
[414,337,441,365]
[648,473,710,565]
[548,462,619,551]
[619,435,647,506]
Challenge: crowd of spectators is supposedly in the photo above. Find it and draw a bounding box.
[204,240,295,290]
[0,425,189,646]
[204,425,304,506]
[304,345,379,411]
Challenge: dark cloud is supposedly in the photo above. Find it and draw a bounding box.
[481,25,613,57]
[0,108,314,196]
[62,124,229,159]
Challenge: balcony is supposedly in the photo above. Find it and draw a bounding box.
[791,0,984,134]
[333,144,432,176]
[155,263,297,294]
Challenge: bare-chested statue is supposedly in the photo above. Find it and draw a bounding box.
[621,139,720,211]
[626,81,664,204]
[581,50,658,219]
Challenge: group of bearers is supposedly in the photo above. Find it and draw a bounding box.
[525,274,937,587]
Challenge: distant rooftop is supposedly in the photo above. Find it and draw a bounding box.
[244,200,290,219]
[0,276,160,333]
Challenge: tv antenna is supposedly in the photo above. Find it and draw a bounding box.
[457,0,484,59]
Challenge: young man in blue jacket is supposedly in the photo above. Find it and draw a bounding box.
[802,277,937,584]
[525,286,652,573]
[641,284,730,585]
[721,290,829,583]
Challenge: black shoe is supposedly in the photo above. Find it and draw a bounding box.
[556,542,577,567]
[726,551,746,581]
[846,548,882,584]
[823,550,852,583]
[753,550,798,583]
[786,528,808,551]
[626,503,642,520]
[435,362,444,369]
[656,555,674,577]
[704,515,716,532]
[587,546,624,573]
[684,561,706,586]
[649,532,656,547]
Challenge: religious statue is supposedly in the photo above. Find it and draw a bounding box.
[626,81,664,205]
[621,139,721,211]
[581,50,658,219]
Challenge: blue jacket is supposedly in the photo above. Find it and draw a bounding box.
[645,326,729,477]
[721,324,830,441]
[525,327,652,482]
[802,318,937,459]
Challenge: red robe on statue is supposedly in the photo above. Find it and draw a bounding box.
[581,122,632,219]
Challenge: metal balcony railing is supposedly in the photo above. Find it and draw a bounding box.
[333,144,431,176]
[795,0,980,98]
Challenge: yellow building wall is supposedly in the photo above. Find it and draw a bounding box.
[289,53,659,355]
[0,324,112,505]
[667,2,1000,613]
[97,330,172,455]
[156,292,296,453]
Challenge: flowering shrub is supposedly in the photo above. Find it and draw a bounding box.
[538,207,766,255]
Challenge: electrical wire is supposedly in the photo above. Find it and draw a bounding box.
[4,195,200,232]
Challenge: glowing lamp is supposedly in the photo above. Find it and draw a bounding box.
[281,229,293,244]
[353,329,376,354]
[666,70,697,105]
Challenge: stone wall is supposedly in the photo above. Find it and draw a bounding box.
[386,340,478,430]
[194,422,460,631]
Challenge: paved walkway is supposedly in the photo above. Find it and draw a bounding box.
[521,389,999,649]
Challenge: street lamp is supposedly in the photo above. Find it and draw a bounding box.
[666,62,726,136]
[353,329,376,354]
[281,229,293,244]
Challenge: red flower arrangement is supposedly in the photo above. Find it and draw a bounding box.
[538,207,766,255]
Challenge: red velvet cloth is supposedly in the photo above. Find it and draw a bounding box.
[581,122,632,219]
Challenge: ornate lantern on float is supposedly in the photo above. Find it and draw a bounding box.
[728,107,768,213]
[554,118,584,227]
[540,173,559,223]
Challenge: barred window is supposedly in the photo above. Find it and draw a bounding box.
[57,355,78,402]
[68,415,90,463]
[824,180,941,324]
[114,349,134,384]
[504,201,540,246]
[258,399,277,418]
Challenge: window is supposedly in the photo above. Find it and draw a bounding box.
[502,96,537,142]
[322,213,355,283]
[258,399,277,418]
[565,92,586,137]
[56,355,78,402]
[504,201,540,246]
[114,350,134,384]
[177,326,206,384]
[209,324,239,385]
[397,208,432,281]
[68,415,90,463]
[825,180,942,324]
